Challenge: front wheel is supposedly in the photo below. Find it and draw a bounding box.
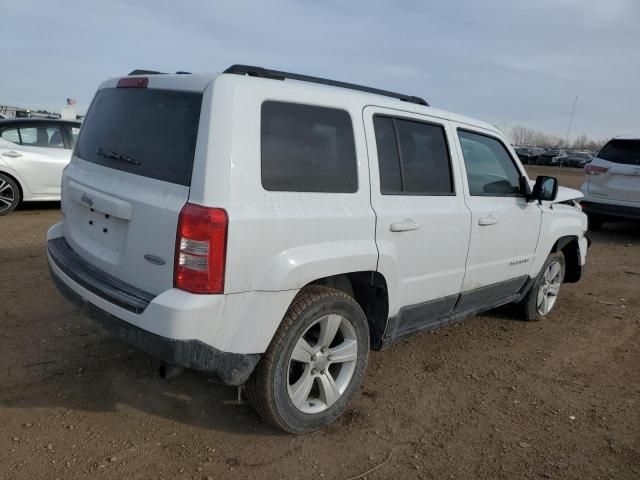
[516,252,565,321]
[246,285,369,433]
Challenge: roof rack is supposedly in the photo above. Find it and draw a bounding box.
[223,64,429,107]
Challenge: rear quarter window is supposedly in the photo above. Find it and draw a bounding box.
[261,101,358,193]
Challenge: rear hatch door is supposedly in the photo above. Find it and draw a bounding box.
[588,139,640,204]
[62,81,204,295]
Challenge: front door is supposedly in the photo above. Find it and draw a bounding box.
[452,126,542,310]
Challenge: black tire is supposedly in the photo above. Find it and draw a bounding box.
[587,214,604,231]
[246,285,370,433]
[0,173,20,216]
[516,251,565,321]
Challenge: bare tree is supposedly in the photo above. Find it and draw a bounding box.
[510,124,605,151]
[572,134,589,150]
[510,126,536,146]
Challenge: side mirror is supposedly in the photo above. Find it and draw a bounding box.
[532,176,558,202]
[519,176,532,196]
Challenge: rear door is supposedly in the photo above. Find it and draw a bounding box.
[587,139,640,205]
[0,122,70,197]
[62,83,203,295]
[364,107,471,325]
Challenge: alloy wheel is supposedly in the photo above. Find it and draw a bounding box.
[287,314,358,414]
[537,260,562,315]
[0,179,16,214]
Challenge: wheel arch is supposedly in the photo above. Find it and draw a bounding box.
[551,235,582,283]
[308,271,390,351]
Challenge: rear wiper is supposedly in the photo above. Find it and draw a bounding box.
[96,147,141,166]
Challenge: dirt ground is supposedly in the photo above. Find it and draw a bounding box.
[1,166,639,480]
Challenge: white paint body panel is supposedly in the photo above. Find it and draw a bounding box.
[363,107,471,317]
[581,157,640,207]
[50,72,589,355]
[449,123,542,290]
[0,137,72,201]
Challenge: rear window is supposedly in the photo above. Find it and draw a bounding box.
[261,101,357,193]
[75,88,202,186]
[597,139,640,165]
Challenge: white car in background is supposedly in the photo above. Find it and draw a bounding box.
[0,118,81,215]
[581,136,640,229]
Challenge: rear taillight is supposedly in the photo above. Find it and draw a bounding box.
[585,164,609,175]
[174,203,228,294]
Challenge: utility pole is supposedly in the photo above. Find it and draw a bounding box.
[564,96,578,149]
[561,96,578,168]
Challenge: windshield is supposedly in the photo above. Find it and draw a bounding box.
[75,88,202,186]
[597,139,640,165]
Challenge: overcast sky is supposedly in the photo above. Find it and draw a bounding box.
[1,0,638,141]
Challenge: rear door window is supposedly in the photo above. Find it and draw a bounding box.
[261,101,358,193]
[597,139,640,165]
[75,88,203,186]
[19,126,64,148]
[373,115,454,195]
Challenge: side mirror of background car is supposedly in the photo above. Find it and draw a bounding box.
[532,175,558,202]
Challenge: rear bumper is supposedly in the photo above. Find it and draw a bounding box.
[47,233,260,385]
[581,200,640,221]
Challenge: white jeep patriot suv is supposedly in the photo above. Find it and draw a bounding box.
[47,65,589,433]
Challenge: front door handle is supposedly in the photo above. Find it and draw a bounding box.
[1,151,22,158]
[478,214,499,226]
[390,219,421,232]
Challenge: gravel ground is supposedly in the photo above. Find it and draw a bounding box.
[0,167,638,479]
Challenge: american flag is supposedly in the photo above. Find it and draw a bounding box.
[66,98,76,105]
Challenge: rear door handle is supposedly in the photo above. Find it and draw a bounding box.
[1,151,22,158]
[390,219,421,232]
[478,214,499,226]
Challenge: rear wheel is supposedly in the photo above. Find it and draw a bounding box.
[246,285,369,433]
[0,173,20,216]
[516,252,565,321]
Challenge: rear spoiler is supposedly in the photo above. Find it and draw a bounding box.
[128,69,191,75]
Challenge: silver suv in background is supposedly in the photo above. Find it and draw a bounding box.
[581,137,640,229]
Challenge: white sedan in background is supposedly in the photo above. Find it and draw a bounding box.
[0,118,81,215]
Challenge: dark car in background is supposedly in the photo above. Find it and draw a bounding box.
[515,146,544,164]
[539,149,567,166]
[564,151,593,168]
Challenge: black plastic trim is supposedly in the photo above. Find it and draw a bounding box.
[48,237,154,314]
[128,69,164,75]
[49,269,260,385]
[452,275,528,318]
[224,64,429,106]
[383,294,458,344]
[382,276,533,348]
[581,201,640,221]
